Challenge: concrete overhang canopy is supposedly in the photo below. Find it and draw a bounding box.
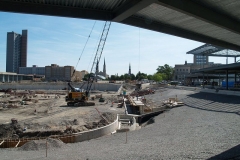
[185,74,231,79]
[193,63,240,74]
[1,0,240,51]
[187,44,240,57]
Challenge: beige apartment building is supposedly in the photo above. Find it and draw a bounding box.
[174,61,222,81]
[45,64,83,81]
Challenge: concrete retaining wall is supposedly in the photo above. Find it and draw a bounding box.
[117,85,123,94]
[0,82,122,92]
[141,83,150,89]
[73,117,119,142]
[118,114,136,131]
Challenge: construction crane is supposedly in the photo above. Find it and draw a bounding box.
[86,21,111,97]
[65,21,111,106]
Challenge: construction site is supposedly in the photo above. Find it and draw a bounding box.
[1,0,240,159]
[0,81,183,147]
[0,83,240,159]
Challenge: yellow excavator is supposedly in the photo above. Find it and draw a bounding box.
[65,82,95,106]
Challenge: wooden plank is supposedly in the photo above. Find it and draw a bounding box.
[15,140,20,148]
[0,140,4,146]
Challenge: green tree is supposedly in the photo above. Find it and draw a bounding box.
[83,73,95,81]
[156,64,174,80]
[130,74,135,80]
[119,75,124,80]
[123,73,131,80]
[152,73,164,82]
[110,75,117,80]
[147,74,153,80]
[136,71,148,80]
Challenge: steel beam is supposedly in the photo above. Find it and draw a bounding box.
[1,0,240,52]
[226,70,229,90]
[112,0,157,22]
[0,1,113,20]
[121,16,240,52]
[156,0,240,35]
[206,54,240,58]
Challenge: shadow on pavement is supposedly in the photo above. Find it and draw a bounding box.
[187,92,240,104]
[181,92,240,115]
[208,143,240,160]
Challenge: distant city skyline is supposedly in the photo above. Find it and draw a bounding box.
[0,12,238,76]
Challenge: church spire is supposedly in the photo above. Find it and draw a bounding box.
[96,59,99,75]
[103,57,106,77]
[128,63,131,75]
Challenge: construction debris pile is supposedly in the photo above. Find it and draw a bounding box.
[0,89,65,109]
[0,123,23,139]
[162,98,184,108]
[123,83,185,116]
[130,88,155,96]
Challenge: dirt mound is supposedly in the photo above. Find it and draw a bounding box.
[0,123,23,139]
[18,138,64,151]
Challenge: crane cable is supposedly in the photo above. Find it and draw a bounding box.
[87,22,105,72]
[72,21,97,78]
[138,27,141,79]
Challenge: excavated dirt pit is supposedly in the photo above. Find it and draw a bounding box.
[0,112,117,139]
[0,90,123,141]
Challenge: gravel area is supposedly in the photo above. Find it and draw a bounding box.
[1,88,240,160]
[18,138,65,151]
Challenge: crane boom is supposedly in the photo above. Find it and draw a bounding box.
[91,21,111,75]
[85,21,111,96]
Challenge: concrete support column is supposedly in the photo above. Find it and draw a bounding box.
[202,73,205,88]
[207,74,208,85]
[218,73,220,86]
[226,70,229,90]
[235,72,237,86]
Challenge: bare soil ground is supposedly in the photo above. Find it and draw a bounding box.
[0,90,125,139]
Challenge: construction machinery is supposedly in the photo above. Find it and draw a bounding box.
[65,21,111,106]
[65,82,95,106]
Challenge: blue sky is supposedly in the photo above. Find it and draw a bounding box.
[0,12,236,75]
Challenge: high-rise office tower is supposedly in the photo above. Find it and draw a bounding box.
[6,30,28,73]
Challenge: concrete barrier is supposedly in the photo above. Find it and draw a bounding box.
[73,116,119,142]
[117,85,123,94]
[141,83,150,89]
